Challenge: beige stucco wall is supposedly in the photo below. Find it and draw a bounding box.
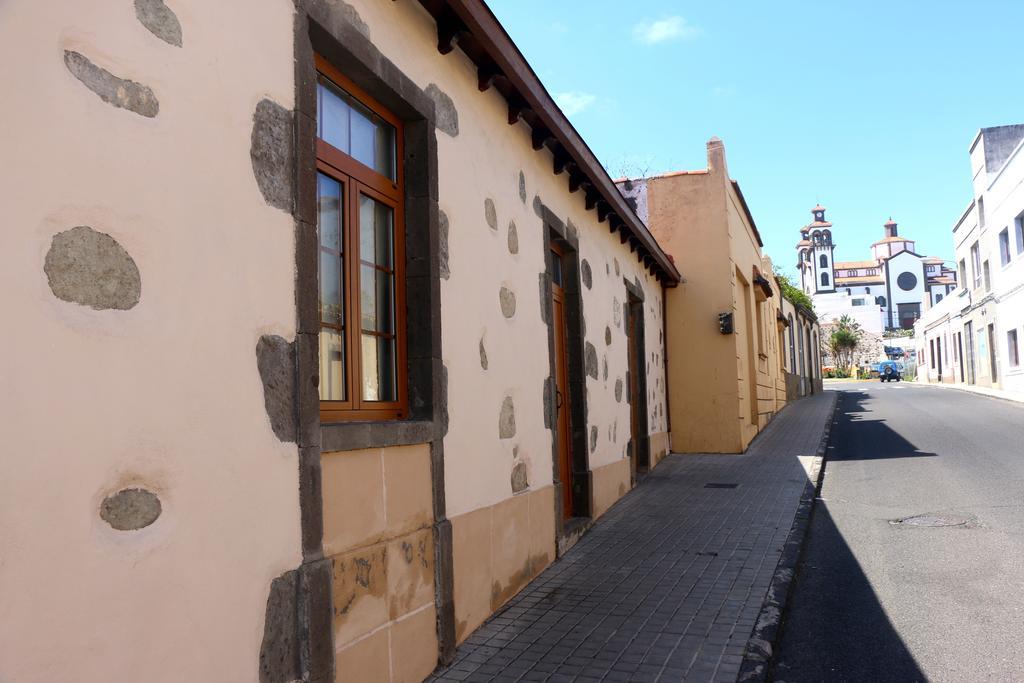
[342,0,671,658]
[642,140,789,454]
[0,1,301,681]
[341,0,667,518]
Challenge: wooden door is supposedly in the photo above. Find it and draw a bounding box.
[552,283,573,519]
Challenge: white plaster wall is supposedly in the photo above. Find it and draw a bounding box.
[813,291,885,335]
[0,2,300,681]
[887,251,926,327]
[983,136,1024,391]
[342,0,668,518]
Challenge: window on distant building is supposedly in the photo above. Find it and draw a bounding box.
[316,63,407,421]
[876,295,887,307]
[959,258,967,287]
[936,293,944,303]
[1010,329,1020,368]
[864,287,871,293]
[971,242,981,288]
[819,254,828,268]
[1000,228,1012,266]
[930,339,936,368]
[983,260,991,292]
[978,196,986,228]
[846,287,852,295]
[1016,213,1024,255]
[852,298,865,306]
[820,272,830,287]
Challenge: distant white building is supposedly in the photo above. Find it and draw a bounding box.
[796,205,957,334]
[916,124,1024,393]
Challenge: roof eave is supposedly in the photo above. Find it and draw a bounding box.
[415,0,682,284]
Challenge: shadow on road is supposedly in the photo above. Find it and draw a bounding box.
[830,391,937,461]
[771,504,927,682]
[771,389,927,682]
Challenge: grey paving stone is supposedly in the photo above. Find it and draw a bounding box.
[427,393,834,683]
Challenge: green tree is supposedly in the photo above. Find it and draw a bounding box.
[827,315,861,375]
[773,268,815,313]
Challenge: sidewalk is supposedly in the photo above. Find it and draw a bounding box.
[429,391,837,683]
[920,380,1024,405]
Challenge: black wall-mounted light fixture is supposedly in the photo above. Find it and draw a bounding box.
[718,312,734,335]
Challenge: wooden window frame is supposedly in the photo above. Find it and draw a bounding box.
[316,55,408,423]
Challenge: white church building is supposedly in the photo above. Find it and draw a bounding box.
[796,205,957,334]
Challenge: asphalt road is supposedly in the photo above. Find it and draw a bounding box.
[772,380,1024,683]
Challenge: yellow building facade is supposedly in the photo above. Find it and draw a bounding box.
[618,138,820,453]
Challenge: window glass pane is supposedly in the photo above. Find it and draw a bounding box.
[317,80,350,155]
[360,265,394,334]
[360,195,394,267]
[317,174,342,251]
[319,328,346,401]
[361,334,397,402]
[350,104,376,172]
[320,251,343,326]
[550,250,563,286]
[317,75,396,180]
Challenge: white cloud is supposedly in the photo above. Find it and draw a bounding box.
[554,91,597,117]
[632,16,698,45]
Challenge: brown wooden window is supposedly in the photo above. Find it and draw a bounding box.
[316,56,407,422]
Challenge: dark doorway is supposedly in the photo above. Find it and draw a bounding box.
[957,332,965,383]
[897,302,921,330]
[988,323,999,383]
[965,322,976,384]
[625,288,650,480]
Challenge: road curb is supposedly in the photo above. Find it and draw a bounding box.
[737,391,838,683]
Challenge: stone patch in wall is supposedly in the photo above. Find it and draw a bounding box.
[499,285,516,318]
[614,258,620,276]
[44,226,142,310]
[256,335,297,443]
[479,335,488,370]
[602,355,608,381]
[605,326,612,346]
[613,297,622,328]
[511,462,528,493]
[507,220,518,255]
[100,487,162,530]
[589,426,598,453]
[542,377,554,430]
[518,171,527,203]
[581,259,592,290]
[499,396,516,439]
[485,198,497,231]
[258,570,300,683]
[64,50,159,118]
[425,84,458,137]
[330,0,370,38]
[584,342,598,380]
[439,210,450,280]
[250,98,294,213]
[614,378,623,403]
[134,0,182,46]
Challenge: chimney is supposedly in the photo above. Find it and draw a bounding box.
[884,217,898,238]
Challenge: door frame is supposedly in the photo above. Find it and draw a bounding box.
[539,212,591,541]
[624,278,650,480]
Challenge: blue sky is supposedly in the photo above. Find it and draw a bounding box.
[488,1,1024,279]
